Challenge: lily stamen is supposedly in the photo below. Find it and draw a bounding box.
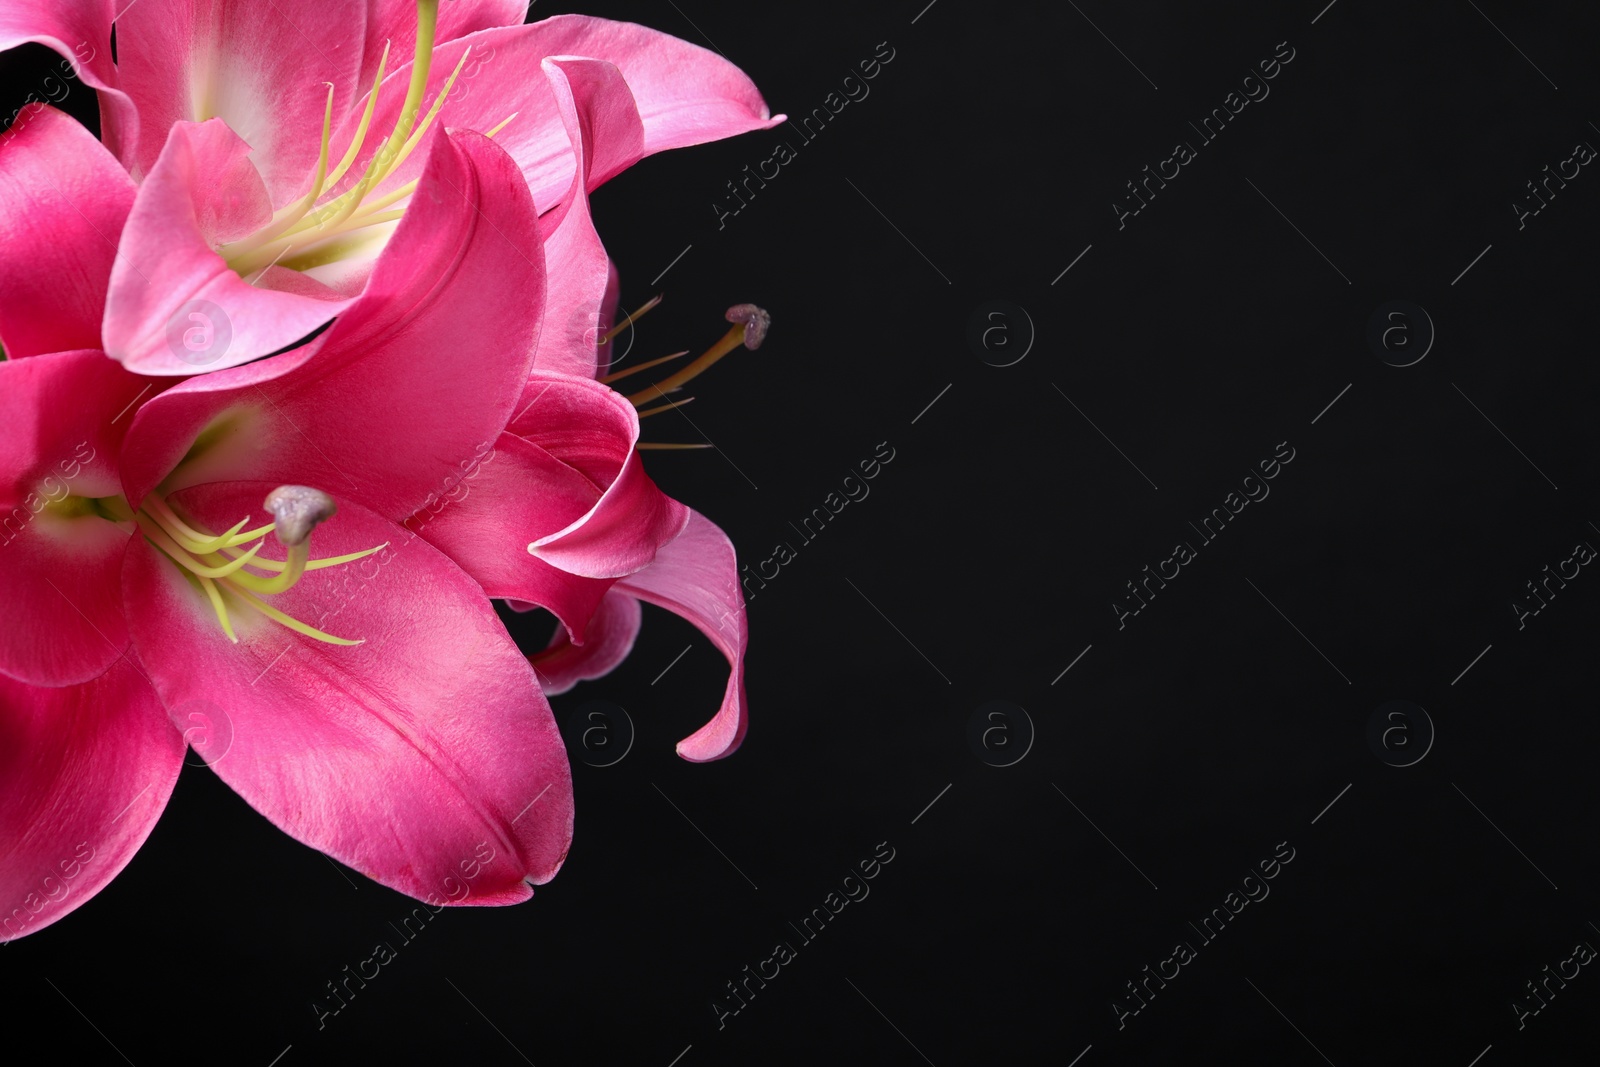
[384,0,442,166]
[603,294,664,344]
[312,110,513,242]
[324,40,393,190]
[216,542,388,573]
[143,495,253,553]
[626,304,769,407]
[126,484,384,646]
[220,83,338,264]
[225,583,364,646]
[233,485,333,594]
[228,138,394,275]
[599,349,689,385]
[219,35,392,265]
[625,303,771,448]
[373,45,473,185]
[137,517,268,578]
[635,396,697,419]
[483,112,520,139]
[197,574,238,643]
[220,0,463,279]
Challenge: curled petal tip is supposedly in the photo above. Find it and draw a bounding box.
[724,303,770,350]
[264,485,338,546]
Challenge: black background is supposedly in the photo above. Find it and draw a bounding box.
[5,1,1600,1063]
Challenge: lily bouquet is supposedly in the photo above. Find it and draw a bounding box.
[0,0,779,939]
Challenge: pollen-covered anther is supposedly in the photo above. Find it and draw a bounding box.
[725,303,770,350]
[264,485,338,547]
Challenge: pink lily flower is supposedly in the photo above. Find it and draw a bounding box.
[2,0,782,374]
[409,57,753,762]
[418,367,752,764]
[1,107,576,938]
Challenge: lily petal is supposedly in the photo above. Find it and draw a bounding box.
[0,658,183,942]
[330,13,782,214]
[515,372,689,579]
[103,119,354,376]
[594,257,624,377]
[0,1,135,162]
[408,431,614,645]
[531,57,643,379]
[530,590,641,695]
[0,106,134,359]
[614,510,748,762]
[123,481,574,903]
[120,127,544,520]
[0,351,151,687]
[113,0,367,194]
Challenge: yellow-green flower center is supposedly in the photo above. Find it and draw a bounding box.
[216,0,511,279]
[91,487,385,645]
